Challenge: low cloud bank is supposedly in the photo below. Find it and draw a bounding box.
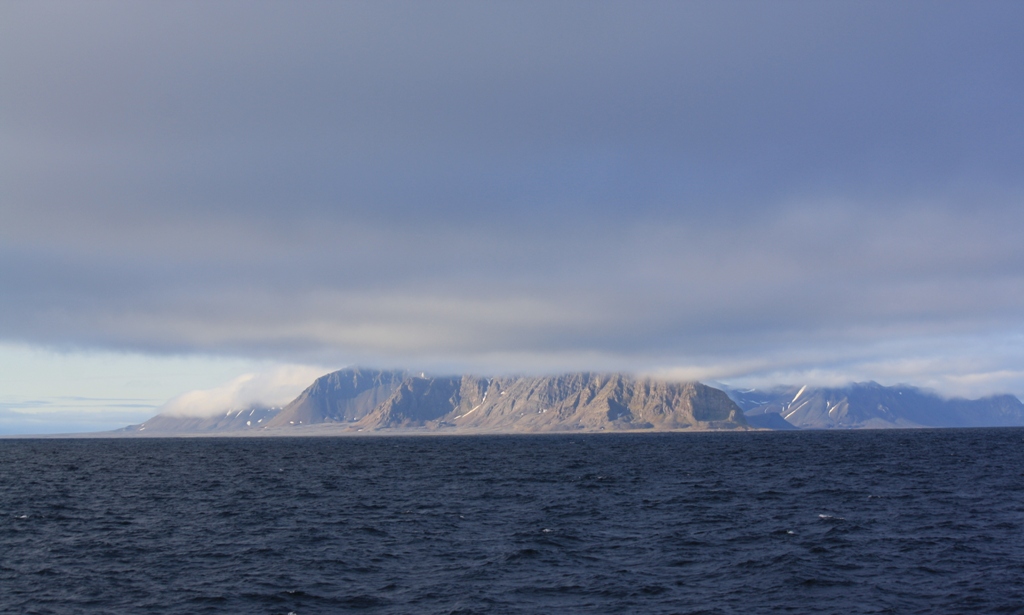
[158,365,328,418]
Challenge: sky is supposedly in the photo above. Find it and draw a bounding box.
[2,1,1024,433]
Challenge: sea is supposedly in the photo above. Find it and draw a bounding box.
[2,429,1022,614]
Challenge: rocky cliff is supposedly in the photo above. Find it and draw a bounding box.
[320,370,747,432]
[264,368,407,427]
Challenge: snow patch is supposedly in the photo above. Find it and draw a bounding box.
[784,399,809,421]
[458,404,483,419]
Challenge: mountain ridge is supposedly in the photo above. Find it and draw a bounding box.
[118,371,1024,436]
[123,368,749,434]
[726,381,1024,429]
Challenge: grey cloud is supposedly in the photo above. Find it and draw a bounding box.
[6,2,1021,217]
[3,198,1021,363]
[2,2,1024,394]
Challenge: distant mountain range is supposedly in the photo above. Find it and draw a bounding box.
[117,369,1024,435]
[120,368,748,435]
[725,382,1024,429]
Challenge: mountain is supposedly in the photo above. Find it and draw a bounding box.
[118,405,281,434]
[726,382,1024,429]
[264,368,408,427]
[118,373,1024,435]
[124,368,750,434]
[743,413,799,430]
[353,372,747,432]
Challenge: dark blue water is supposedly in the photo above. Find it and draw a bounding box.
[2,430,1023,614]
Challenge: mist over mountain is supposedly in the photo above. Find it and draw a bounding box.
[727,382,1024,429]
[153,366,329,418]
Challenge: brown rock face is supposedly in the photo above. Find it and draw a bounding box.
[420,373,747,432]
[268,369,747,432]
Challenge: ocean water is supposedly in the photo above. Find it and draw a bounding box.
[2,430,1022,614]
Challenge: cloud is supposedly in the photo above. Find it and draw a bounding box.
[3,196,1021,366]
[1,2,1023,401]
[157,365,329,418]
[689,329,1024,399]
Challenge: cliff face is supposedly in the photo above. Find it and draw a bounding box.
[307,370,749,432]
[264,368,407,427]
[360,376,466,428]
